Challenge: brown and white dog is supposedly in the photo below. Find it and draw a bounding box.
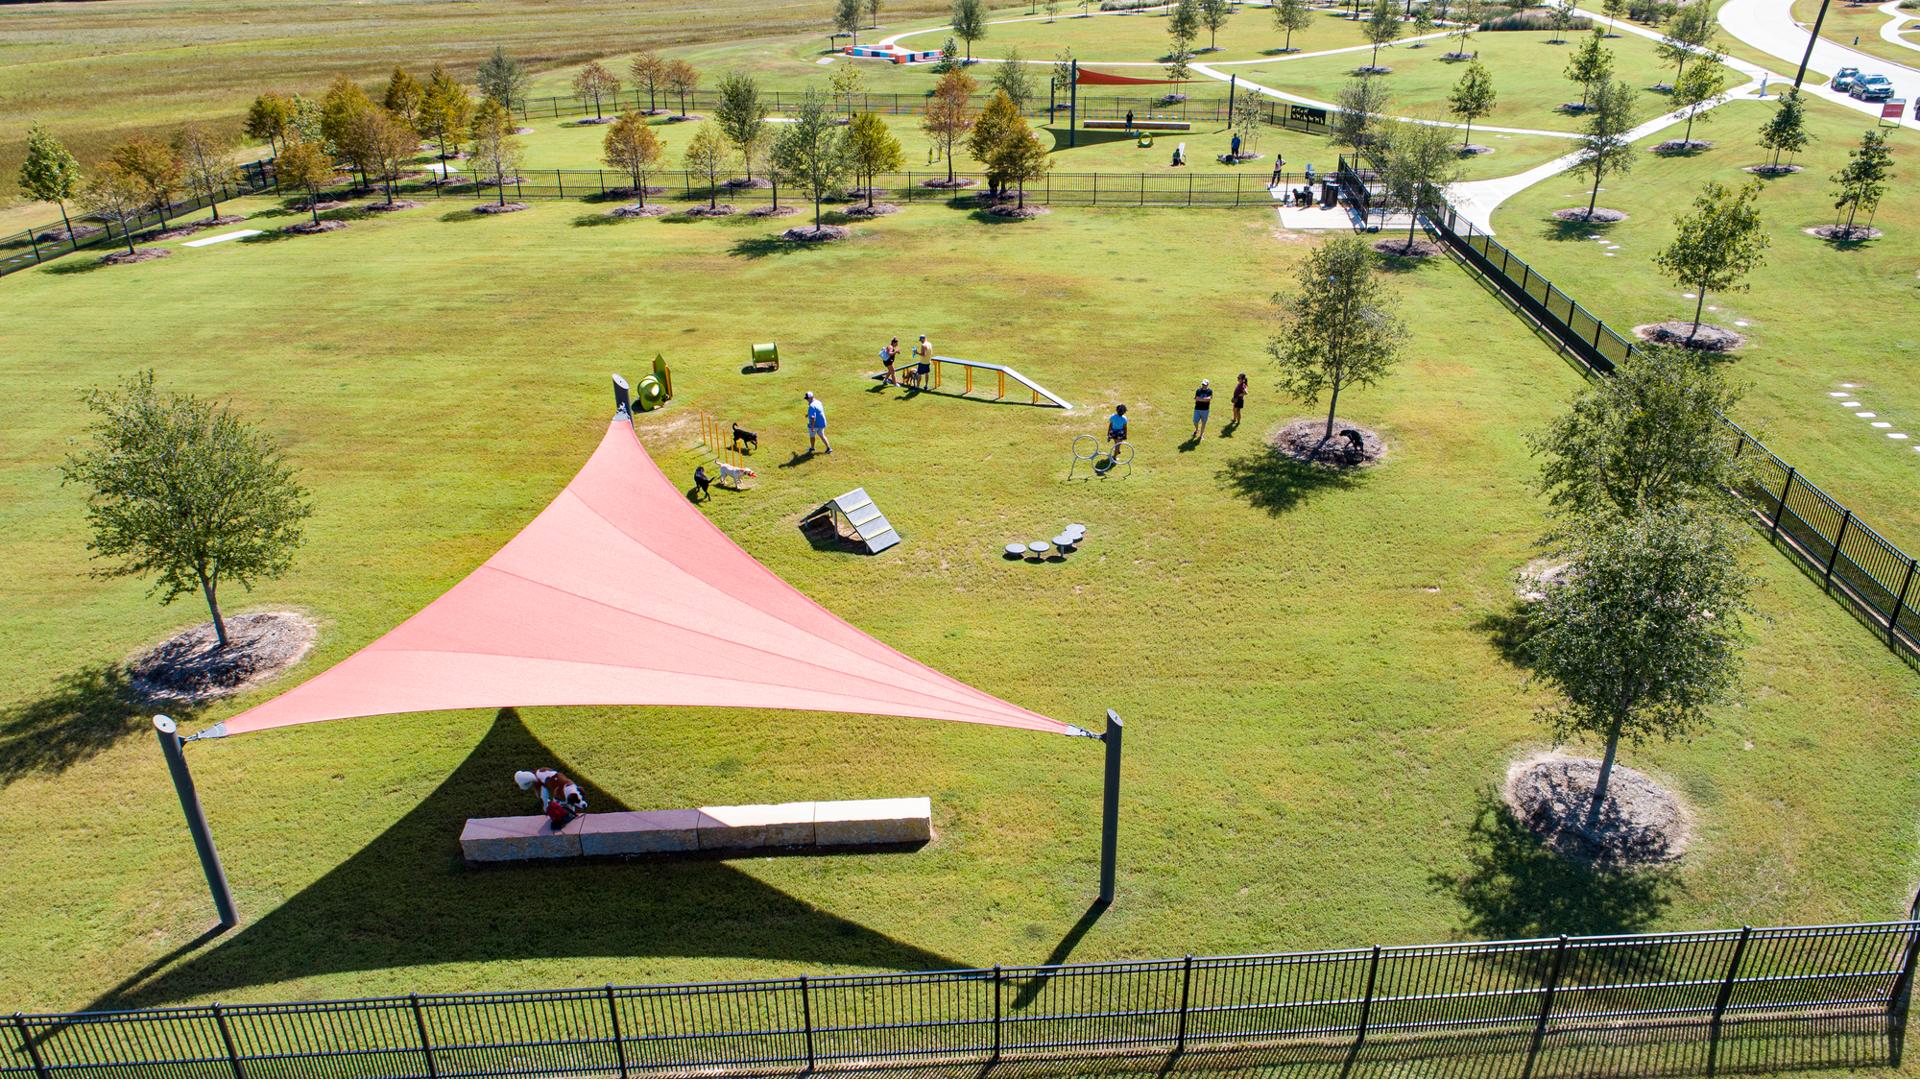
[716,462,757,488]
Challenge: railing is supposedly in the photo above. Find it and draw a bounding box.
[6,915,1916,1077]
[0,160,276,280]
[1427,202,1920,665]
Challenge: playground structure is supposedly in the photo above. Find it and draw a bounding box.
[802,487,902,554]
[745,341,780,373]
[692,408,749,472]
[872,355,1071,409]
[1069,434,1133,480]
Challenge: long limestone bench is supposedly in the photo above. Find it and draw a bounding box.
[460,797,931,863]
[1083,118,1192,131]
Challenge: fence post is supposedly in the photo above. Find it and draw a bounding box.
[12,1014,48,1079]
[798,976,816,1072]
[1706,926,1752,1076]
[1522,937,1567,1078]
[992,965,1003,1062]
[1823,510,1853,588]
[1892,559,1918,650]
[27,229,42,265]
[556,170,564,198]
[1887,894,1920,1067]
[1770,468,1798,540]
[1175,955,1194,1055]
[605,986,628,1079]
[1355,946,1381,1045]
[409,994,437,1079]
[212,1002,245,1078]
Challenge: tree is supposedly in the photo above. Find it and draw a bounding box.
[76,165,150,255]
[245,92,296,156]
[272,138,334,225]
[836,0,864,46]
[1199,0,1233,50]
[935,37,961,73]
[1653,180,1768,343]
[1571,76,1637,218]
[1564,28,1614,111]
[1601,0,1626,29]
[1363,0,1401,71]
[714,71,771,181]
[866,0,883,28]
[1448,0,1485,56]
[18,123,82,241]
[1657,1,1714,85]
[1377,119,1460,244]
[109,136,183,227]
[1053,48,1077,103]
[830,62,867,116]
[1527,343,1745,520]
[418,64,473,161]
[1547,0,1578,42]
[1166,40,1195,82]
[602,113,665,206]
[1230,89,1266,156]
[61,371,312,650]
[1331,76,1392,156]
[365,110,419,204]
[769,89,851,226]
[1829,127,1894,238]
[665,59,701,118]
[991,48,1037,112]
[952,0,988,61]
[846,111,906,207]
[1410,2,1438,42]
[968,89,1024,195]
[383,67,424,126]
[468,100,526,206]
[477,46,528,111]
[683,122,736,210]
[1274,0,1313,51]
[991,108,1052,208]
[171,122,239,221]
[631,50,667,113]
[1668,50,1726,148]
[1448,60,1496,147]
[1526,503,1752,830]
[1267,234,1409,442]
[1169,0,1201,59]
[320,75,377,186]
[1046,0,1061,21]
[573,61,622,120]
[288,93,324,145]
[1756,87,1810,172]
[922,67,979,183]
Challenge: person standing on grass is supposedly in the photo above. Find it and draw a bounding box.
[881,337,901,385]
[1192,379,1214,439]
[1107,403,1129,451]
[1126,109,1135,132]
[805,391,833,454]
[1231,373,1248,426]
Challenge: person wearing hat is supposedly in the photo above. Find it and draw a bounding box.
[1192,379,1214,440]
[515,767,587,830]
[805,391,832,454]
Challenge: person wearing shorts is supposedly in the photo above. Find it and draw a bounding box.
[1106,404,1129,453]
[1231,373,1248,426]
[1191,379,1213,440]
[881,338,900,385]
[805,391,832,454]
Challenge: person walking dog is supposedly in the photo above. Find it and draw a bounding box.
[805,391,832,454]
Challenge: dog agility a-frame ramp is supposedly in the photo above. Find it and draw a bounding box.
[803,487,901,554]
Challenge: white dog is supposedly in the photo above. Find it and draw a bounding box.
[715,461,757,488]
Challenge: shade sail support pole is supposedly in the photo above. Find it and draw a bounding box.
[155,716,238,930]
[1100,710,1122,905]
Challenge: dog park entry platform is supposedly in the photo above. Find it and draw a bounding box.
[805,487,901,554]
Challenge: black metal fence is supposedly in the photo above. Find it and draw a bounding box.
[6,915,1918,1078]
[0,161,276,280]
[1426,202,1920,665]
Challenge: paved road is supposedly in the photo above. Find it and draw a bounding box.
[1716,0,1920,130]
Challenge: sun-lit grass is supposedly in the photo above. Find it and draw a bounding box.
[1789,0,1920,70]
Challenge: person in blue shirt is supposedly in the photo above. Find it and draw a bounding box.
[805,391,833,454]
[1106,404,1129,452]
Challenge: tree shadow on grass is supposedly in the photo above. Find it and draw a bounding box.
[0,663,174,788]
[570,212,628,228]
[1433,791,1677,941]
[728,235,812,259]
[1215,445,1362,516]
[1539,215,1614,243]
[1472,600,1539,672]
[40,256,116,275]
[87,708,964,1011]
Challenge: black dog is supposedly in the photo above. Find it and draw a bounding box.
[731,422,759,453]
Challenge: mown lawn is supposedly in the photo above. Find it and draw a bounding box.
[0,192,1916,1018]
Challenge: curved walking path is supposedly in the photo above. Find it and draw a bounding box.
[1716,0,1920,130]
[1877,0,1920,54]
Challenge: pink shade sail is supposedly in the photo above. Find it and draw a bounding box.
[212,419,1066,738]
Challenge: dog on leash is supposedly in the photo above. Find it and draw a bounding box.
[715,461,757,489]
[731,422,759,453]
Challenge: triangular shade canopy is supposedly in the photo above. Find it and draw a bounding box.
[212,419,1065,738]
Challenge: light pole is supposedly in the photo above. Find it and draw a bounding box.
[154,715,238,929]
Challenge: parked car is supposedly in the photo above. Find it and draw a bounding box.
[1850,74,1896,100]
[1832,66,1863,91]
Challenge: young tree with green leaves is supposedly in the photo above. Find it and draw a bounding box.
[320,74,377,185]
[1363,0,1401,70]
[1378,119,1460,245]
[1331,75,1392,156]
[1053,48,1076,105]
[62,371,312,649]
[683,122,736,210]
[836,0,864,44]
[866,0,883,28]
[109,136,183,226]
[365,109,418,205]
[1045,0,1060,20]
[1564,28,1614,111]
[846,112,906,207]
[272,138,334,225]
[1656,1,1714,85]
[603,113,665,206]
[1230,90,1266,156]
[952,0,988,61]
[245,93,296,156]
[77,165,150,254]
[1829,127,1894,239]
[830,63,867,116]
[1526,502,1752,831]
[770,88,852,227]
[171,122,239,221]
[418,65,472,161]
[714,71,771,181]
[18,123,82,240]
[1527,343,1745,520]
[1168,0,1201,61]
[630,50,667,113]
[1267,234,1409,442]
[1570,76,1637,219]
[968,89,1023,196]
[991,109,1052,208]
[1448,60,1496,147]
[1668,50,1726,148]
[922,67,979,183]
[1547,0,1578,42]
[383,67,424,126]
[1274,0,1313,51]
[991,48,1037,112]
[1166,41,1195,82]
[477,46,528,111]
[1600,0,1626,30]
[1652,180,1768,343]
[1448,0,1485,56]
[1410,2,1438,42]
[1756,87,1810,173]
[469,100,526,206]
[573,61,622,120]
[665,59,701,118]
[1199,0,1233,50]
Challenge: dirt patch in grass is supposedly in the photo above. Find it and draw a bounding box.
[985,203,1050,219]
[1271,418,1386,468]
[844,202,902,217]
[783,224,852,242]
[1553,207,1627,223]
[1514,557,1572,603]
[1634,321,1745,351]
[748,205,801,218]
[284,219,349,234]
[1374,237,1441,258]
[306,199,352,212]
[1504,752,1692,869]
[128,611,318,705]
[1807,224,1882,242]
[473,202,531,214]
[605,185,667,198]
[100,247,171,265]
[575,116,616,125]
[610,203,671,218]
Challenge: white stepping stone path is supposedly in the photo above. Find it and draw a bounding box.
[181,229,261,247]
[1873,421,1892,428]
[1857,412,1877,418]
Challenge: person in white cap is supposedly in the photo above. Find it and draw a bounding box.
[804,391,832,454]
[515,768,587,830]
[1191,378,1214,440]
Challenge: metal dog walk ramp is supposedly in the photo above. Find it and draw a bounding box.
[806,487,901,554]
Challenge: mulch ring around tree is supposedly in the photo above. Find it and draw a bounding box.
[1553,207,1627,223]
[1806,224,1882,242]
[1514,557,1573,603]
[512,126,535,135]
[782,224,852,242]
[1458,144,1494,156]
[284,219,350,234]
[610,203,671,218]
[747,205,801,218]
[1352,64,1392,75]
[984,203,1050,218]
[1504,752,1692,869]
[305,199,353,213]
[574,116,616,125]
[685,204,738,217]
[606,185,667,198]
[1634,320,1745,352]
[1271,418,1386,468]
[664,114,705,123]
[1653,138,1713,154]
[844,202,902,217]
[38,224,103,244]
[1373,237,1441,258]
[921,177,978,189]
[364,200,424,212]
[844,186,890,200]
[725,177,774,189]
[128,611,319,705]
[100,247,172,265]
[1216,152,1264,164]
[473,202,532,214]
[1745,163,1804,176]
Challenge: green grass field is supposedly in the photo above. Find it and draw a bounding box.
[2,190,1919,1018]
[1790,0,1920,71]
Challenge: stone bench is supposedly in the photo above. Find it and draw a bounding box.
[460,797,931,863]
[1083,119,1192,131]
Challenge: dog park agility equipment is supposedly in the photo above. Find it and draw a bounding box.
[874,356,1070,409]
[843,43,940,63]
[693,408,748,471]
[802,487,901,554]
[1070,435,1132,480]
[746,342,780,373]
[615,355,675,413]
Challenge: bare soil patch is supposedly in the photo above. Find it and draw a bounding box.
[609,203,671,218]
[922,177,978,189]
[1514,557,1572,603]
[747,205,801,218]
[685,204,738,217]
[845,186,890,200]
[100,247,171,265]
[1353,64,1393,74]
[474,176,526,188]
[285,219,349,234]
[512,126,535,135]
[1553,207,1627,223]
[1807,224,1882,242]
[1217,152,1263,164]
[1504,752,1692,868]
[1374,237,1440,258]
[473,202,531,214]
[1271,418,1386,468]
[783,224,852,242]
[128,611,318,705]
[1634,320,1745,351]
[844,202,902,217]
